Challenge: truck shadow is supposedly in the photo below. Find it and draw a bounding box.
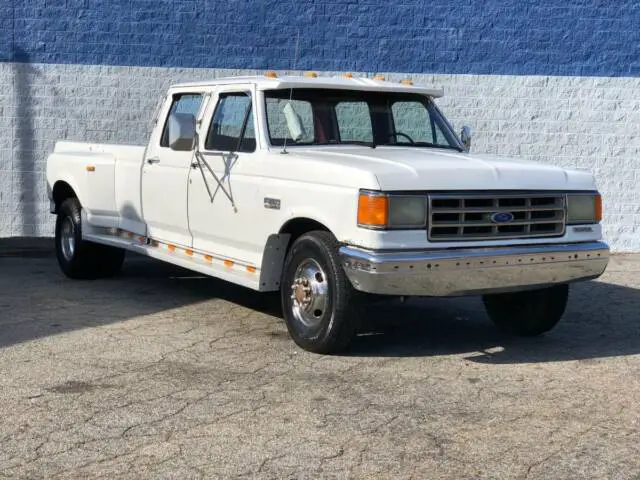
[348,279,640,364]
[0,255,638,364]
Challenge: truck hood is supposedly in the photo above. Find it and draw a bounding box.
[290,146,596,191]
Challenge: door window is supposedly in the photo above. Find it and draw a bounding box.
[205,93,256,152]
[160,93,203,148]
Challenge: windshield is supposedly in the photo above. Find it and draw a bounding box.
[264,88,463,151]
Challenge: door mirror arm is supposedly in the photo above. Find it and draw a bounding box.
[191,132,238,212]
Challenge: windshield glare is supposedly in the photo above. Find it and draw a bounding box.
[264,88,462,150]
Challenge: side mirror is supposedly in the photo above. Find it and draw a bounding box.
[460,125,472,151]
[168,112,196,151]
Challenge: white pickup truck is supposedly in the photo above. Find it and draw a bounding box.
[46,73,609,353]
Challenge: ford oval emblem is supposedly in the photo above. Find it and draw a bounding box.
[491,211,515,224]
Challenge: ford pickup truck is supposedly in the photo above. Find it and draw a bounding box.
[46,72,610,353]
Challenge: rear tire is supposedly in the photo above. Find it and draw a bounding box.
[280,231,361,354]
[482,284,569,336]
[55,198,125,279]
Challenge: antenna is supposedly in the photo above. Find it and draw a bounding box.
[281,30,300,155]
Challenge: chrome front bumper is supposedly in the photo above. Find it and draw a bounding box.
[339,241,609,297]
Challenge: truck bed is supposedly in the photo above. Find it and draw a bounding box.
[47,141,147,233]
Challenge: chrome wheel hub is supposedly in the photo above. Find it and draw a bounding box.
[290,259,329,328]
[60,217,75,261]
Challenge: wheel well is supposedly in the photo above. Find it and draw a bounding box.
[52,181,77,213]
[279,218,330,248]
[255,218,331,292]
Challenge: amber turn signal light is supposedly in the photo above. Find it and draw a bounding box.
[595,194,602,222]
[358,193,388,227]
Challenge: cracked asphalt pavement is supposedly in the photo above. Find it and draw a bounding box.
[0,250,639,479]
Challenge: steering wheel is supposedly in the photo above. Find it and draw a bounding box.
[388,132,415,144]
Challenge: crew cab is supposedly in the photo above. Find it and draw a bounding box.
[46,73,610,353]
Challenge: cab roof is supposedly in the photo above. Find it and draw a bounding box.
[172,74,444,97]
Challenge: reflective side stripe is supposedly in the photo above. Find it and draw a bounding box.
[109,229,257,274]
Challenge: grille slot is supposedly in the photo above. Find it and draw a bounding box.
[429,193,566,241]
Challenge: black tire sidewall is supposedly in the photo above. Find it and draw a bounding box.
[282,235,337,344]
[55,198,84,276]
[483,284,569,336]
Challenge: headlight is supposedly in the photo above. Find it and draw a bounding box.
[566,193,602,224]
[357,191,426,229]
[389,196,427,227]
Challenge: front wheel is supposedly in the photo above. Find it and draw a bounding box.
[482,284,569,336]
[280,231,361,354]
[55,197,125,279]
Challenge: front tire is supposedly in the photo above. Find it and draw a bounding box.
[55,198,125,279]
[280,231,361,354]
[482,284,569,336]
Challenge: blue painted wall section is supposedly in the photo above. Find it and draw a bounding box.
[1,0,639,76]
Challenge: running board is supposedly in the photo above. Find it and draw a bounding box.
[83,229,261,291]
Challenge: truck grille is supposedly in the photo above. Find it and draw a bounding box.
[428,193,566,241]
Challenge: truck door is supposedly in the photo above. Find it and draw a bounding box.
[141,92,203,247]
[187,85,263,266]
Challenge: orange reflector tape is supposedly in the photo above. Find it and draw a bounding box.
[357,192,388,227]
[168,244,176,253]
[341,72,353,78]
[138,236,145,243]
[224,260,234,267]
[595,194,603,222]
[400,79,414,85]
[86,166,95,172]
[246,266,256,273]
[264,71,278,78]
[185,249,193,256]
[373,75,385,81]
[304,71,318,77]
[204,254,213,262]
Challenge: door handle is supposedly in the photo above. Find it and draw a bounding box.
[146,157,160,165]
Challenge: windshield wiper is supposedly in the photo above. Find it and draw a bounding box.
[338,140,376,149]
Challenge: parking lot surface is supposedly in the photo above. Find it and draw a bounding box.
[0,249,639,479]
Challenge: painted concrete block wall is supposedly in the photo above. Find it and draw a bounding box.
[1,0,639,250]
